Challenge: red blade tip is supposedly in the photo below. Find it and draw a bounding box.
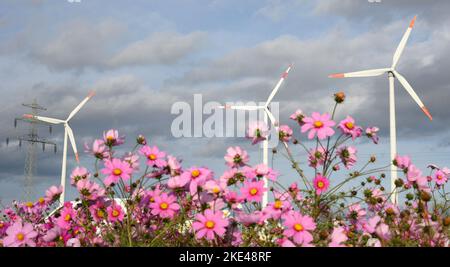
[88,91,96,98]
[409,16,417,28]
[23,114,34,119]
[421,106,432,121]
[75,153,80,163]
[329,73,345,78]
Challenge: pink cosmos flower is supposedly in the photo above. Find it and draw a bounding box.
[313,174,330,195]
[139,145,167,168]
[219,169,238,186]
[301,112,335,140]
[223,191,244,208]
[3,221,37,247]
[224,146,249,168]
[123,152,140,171]
[101,158,134,186]
[290,109,305,125]
[240,180,267,202]
[242,166,257,179]
[434,170,448,186]
[394,155,411,170]
[264,197,291,220]
[150,193,180,219]
[57,202,76,230]
[247,121,269,145]
[167,155,182,176]
[348,203,367,221]
[329,226,348,247]
[203,180,225,195]
[70,166,90,186]
[254,163,278,181]
[337,146,357,169]
[366,127,379,144]
[89,202,107,222]
[84,139,108,160]
[283,211,316,246]
[279,125,293,142]
[44,185,63,203]
[278,238,296,247]
[181,166,213,195]
[308,147,327,168]
[66,238,81,247]
[107,202,124,222]
[338,116,362,140]
[236,210,265,226]
[407,164,423,184]
[76,180,105,201]
[103,129,125,146]
[192,209,229,240]
[167,175,190,189]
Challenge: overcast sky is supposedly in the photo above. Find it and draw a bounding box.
[0,0,449,203]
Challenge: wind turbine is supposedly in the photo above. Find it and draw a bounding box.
[329,16,432,203]
[218,65,292,207]
[23,91,95,204]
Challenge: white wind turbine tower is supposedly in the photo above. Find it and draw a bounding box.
[218,65,292,207]
[329,16,432,204]
[23,91,95,204]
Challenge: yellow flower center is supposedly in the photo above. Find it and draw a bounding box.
[112,209,120,217]
[317,181,325,188]
[97,210,105,218]
[38,197,45,204]
[205,221,215,229]
[314,121,323,128]
[191,169,200,178]
[16,233,24,241]
[294,223,304,232]
[107,136,115,141]
[160,202,169,210]
[26,202,33,208]
[0,223,4,228]
[212,187,220,194]
[345,122,354,129]
[274,200,283,209]
[64,214,71,222]
[150,197,155,203]
[148,154,157,160]
[437,175,443,180]
[113,168,122,176]
[250,188,258,196]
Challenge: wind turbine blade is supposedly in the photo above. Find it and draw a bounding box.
[329,68,390,78]
[265,108,279,130]
[23,114,65,124]
[392,16,416,69]
[394,70,432,121]
[218,105,262,111]
[65,125,79,163]
[66,91,95,121]
[265,65,292,107]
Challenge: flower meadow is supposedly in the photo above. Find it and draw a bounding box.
[1,93,449,247]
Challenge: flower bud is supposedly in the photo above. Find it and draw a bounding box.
[334,92,346,103]
[420,191,431,202]
[394,179,404,188]
[443,217,450,226]
[136,135,147,145]
[370,156,376,163]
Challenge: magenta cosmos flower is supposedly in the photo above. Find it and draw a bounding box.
[150,193,180,219]
[76,179,105,201]
[283,211,316,246]
[301,112,335,140]
[313,174,330,195]
[84,139,108,160]
[192,209,229,240]
[139,145,167,168]
[107,202,124,222]
[57,202,76,230]
[101,158,134,186]
[279,125,293,142]
[103,129,125,146]
[240,180,267,202]
[3,221,38,247]
[224,146,249,168]
[338,116,362,140]
[247,121,269,145]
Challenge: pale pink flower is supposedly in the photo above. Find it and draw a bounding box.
[308,147,327,168]
[103,129,125,146]
[434,170,448,186]
[394,155,411,170]
[70,166,90,186]
[254,163,278,181]
[290,109,305,125]
[337,146,357,169]
[365,127,379,144]
[224,146,249,168]
[247,121,269,145]
[329,226,348,247]
[101,158,134,186]
[123,152,140,171]
[167,155,182,176]
[279,125,293,142]
[44,185,63,203]
[139,145,167,168]
[3,221,37,247]
[301,112,335,140]
[84,139,108,160]
[167,175,190,189]
[76,180,105,201]
[283,211,316,246]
